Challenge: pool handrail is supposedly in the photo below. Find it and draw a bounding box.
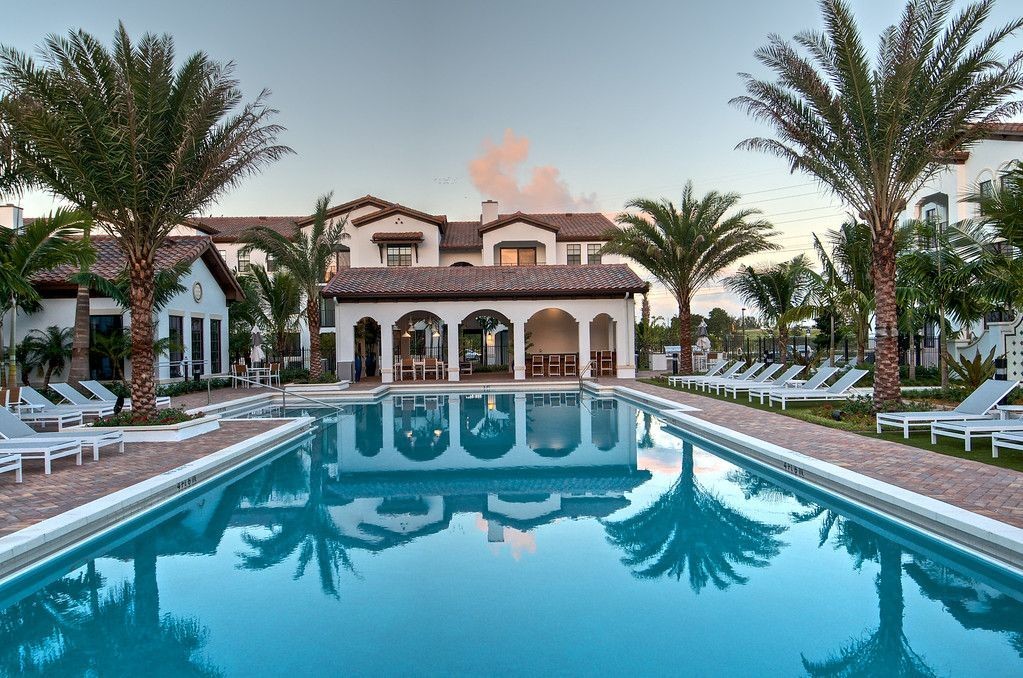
[214,375,342,411]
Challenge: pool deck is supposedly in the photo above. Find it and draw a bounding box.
[617,379,1023,529]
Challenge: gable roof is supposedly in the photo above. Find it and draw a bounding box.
[31,236,245,301]
[322,263,647,301]
[190,215,301,243]
[441,212,617,250]
[295,194,394,226]
[478,212,560,236]
[351,204,448,229]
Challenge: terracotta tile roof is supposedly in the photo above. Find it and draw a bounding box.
[31,236,244,300]
[371,231,424,243]
[527,213,618,241]
[295,195,393,226]
[188,215,301,243]
[441,221,484,250]
[440,213,617,250]
[322,263,647,300]
[979,122,1023,138]
[352,204,447,228]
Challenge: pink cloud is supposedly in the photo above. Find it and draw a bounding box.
[469,129,597,212]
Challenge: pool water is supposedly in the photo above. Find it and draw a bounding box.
[2,392,1023,676]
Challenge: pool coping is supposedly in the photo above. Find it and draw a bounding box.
[598,382,1023,572]
[0,416,315,584]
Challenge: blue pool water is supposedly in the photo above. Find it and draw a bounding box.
[2,392,1023,676]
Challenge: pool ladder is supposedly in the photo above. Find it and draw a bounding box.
[211,375,343,411]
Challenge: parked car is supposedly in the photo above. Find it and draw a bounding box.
[464,350,481,361]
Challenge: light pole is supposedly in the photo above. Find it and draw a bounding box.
[740,307,746,359]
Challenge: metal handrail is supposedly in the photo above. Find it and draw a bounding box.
[214,374,342,411]
[578,360,595,384]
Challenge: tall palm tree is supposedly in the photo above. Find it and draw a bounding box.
[732,0,1023,404]
[242,265,302,360]
[813,221,875,364]
[21,325,73,388]
[602,441,786,592]
[603,181,778,374]
[0,208,91,385]
[0,23,290,416]
[726,255,816,363]
[242,193,347,380]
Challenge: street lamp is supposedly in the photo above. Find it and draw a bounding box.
[740,307,746,357]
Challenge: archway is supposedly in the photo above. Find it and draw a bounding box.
[393,310,448,361]
[524,307,579,377]
[459,309,512,374]
[526,393,581,457]
[393,395,450,461]
[589,313,618,376]
[354,317,381,381]
[461,393,516,459]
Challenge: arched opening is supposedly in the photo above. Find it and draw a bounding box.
[393,395,450,461]
[525,307,579,378]
[526,393,580,457]
[589,312,618,376]
[458,309,511,375]
[450,261,474,267]
[354,317,381,381]
[591,398,620,451]
[461,393,516,459]
[392,311,449,380]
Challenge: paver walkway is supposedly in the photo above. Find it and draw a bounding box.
[618,379,1023,528]
[0,420,280,537]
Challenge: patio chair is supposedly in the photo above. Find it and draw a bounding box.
[0,429,82,475]
[0,406,123,461]
[930,417,1023,452]
[548,354,562,377]
[232,363,249,387]
[268,363,282,387]
[531,355,545,377]
[875,378,1019,438]
[670,361,741,388]
[698,363,765,392]
[992,430,1023,458]
[723,364,803,398]
[768,369,869,410]
[398,357,416,381]
[49,383,122,416]
[460,361,473,376]
[748,366,837,404]
[564,354,577,377]
[79,380,171,411]
[707,362,783,395]
[423,357,441,380]
[15,387,86,431]
[667,360,728,386]
[599,351,614,376]
[0,452,21,482]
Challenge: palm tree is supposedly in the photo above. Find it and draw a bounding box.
[813,221,875,364]
[964,161,1023,310]
[242,265,302,360]
[0,208,91,386]
[602,441,786,592]
[603,181,778,373]
[732,0,1023,404]
[21,325,73,388]
[726,255,816,363]
[242,193,347,380]
[0,23,290,416]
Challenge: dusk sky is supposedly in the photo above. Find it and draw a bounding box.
[6,0,1023,318]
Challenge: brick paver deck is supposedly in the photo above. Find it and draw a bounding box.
[0,420,279,537]
[619,379,1023,528]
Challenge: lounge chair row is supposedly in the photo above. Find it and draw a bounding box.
[0,406,123,479]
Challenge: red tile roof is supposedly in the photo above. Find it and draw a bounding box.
[440,212,617,249]
[295,195,393,226]
[322,264,647,300]
[351,204,447,228]
[189,215,301,243]
[31,236,244,300]
[371,231,425,243]
[441,221,484,250]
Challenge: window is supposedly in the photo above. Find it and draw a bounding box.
[266,254,276,273]
[386,245,413,267]
[89,315,123,380]
[169,315,184,377]
[499,247,537,266]
[1000,174,1011,192]
[237,249,251,273]
[980,179,994,198]
[566,244,581,265]
[320,301,335,328]
[217,249,227,262]
[191,317,204,370]
[924,207,938,224]
[210,319,222,374]
[587,243,602,265]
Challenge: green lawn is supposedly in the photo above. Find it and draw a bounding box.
[640,377,1023,473]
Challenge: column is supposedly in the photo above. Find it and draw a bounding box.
[578,317,591,378]
[447,320,461,381]
[513,319,526,380]
[448,396,462,453]
[338,317,356,381]
[615,299,636,379]
[380,318,395,383]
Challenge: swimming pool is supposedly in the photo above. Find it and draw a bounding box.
[2,391,1022,676]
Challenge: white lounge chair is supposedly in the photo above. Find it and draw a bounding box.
[48,383,121,416]
[667,360,728,386]
[930,418,1023,452]
[708,362,783,395]
[79,380,171,410]
[875,379,1019,438]
[15,387,86,431]
[0,437,82,474]
[768,369,869,410]
[671,362,742,388]
[698,363,764,392]
[0,407,123,461]
[724,364,804,399]
[748,366,838,404]
[991,431,1023,459]
[0,453,21,482]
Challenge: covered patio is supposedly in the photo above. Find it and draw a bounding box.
[325,265,646,383]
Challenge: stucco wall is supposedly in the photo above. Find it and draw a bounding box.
[348,216,443,268]
[481,222,557,265]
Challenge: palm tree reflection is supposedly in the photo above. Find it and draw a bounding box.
[603,442,785,592]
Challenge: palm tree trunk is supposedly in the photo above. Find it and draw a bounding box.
[67,283,92,386]
[678,297,693,374]
[938,315,948,389]
[829,312,836,367]
[6,295,17,387]
[871,220,901,404]
[778,327,789,364]
[307,297,322,380]
[126,251,158,418]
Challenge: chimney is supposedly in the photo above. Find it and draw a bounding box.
[481,199,498,225]
[0,204,23,231]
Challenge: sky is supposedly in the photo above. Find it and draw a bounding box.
[4,0,1023,319]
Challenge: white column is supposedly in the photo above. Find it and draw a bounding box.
[616,298,636,379]
[578,317,591,378]
[338,315,356,381]
[513,319,526,380]
[447,320,460,381]
[380,319,395,383]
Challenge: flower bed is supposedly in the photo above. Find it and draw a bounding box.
[92,408,200,427]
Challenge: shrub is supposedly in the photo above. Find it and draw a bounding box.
[92,407,200,427]
[157,377,233,398]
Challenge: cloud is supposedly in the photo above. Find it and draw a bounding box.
[469,129,597,212]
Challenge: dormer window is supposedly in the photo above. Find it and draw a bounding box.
[500,247,537,266]
[386,245,413,267]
